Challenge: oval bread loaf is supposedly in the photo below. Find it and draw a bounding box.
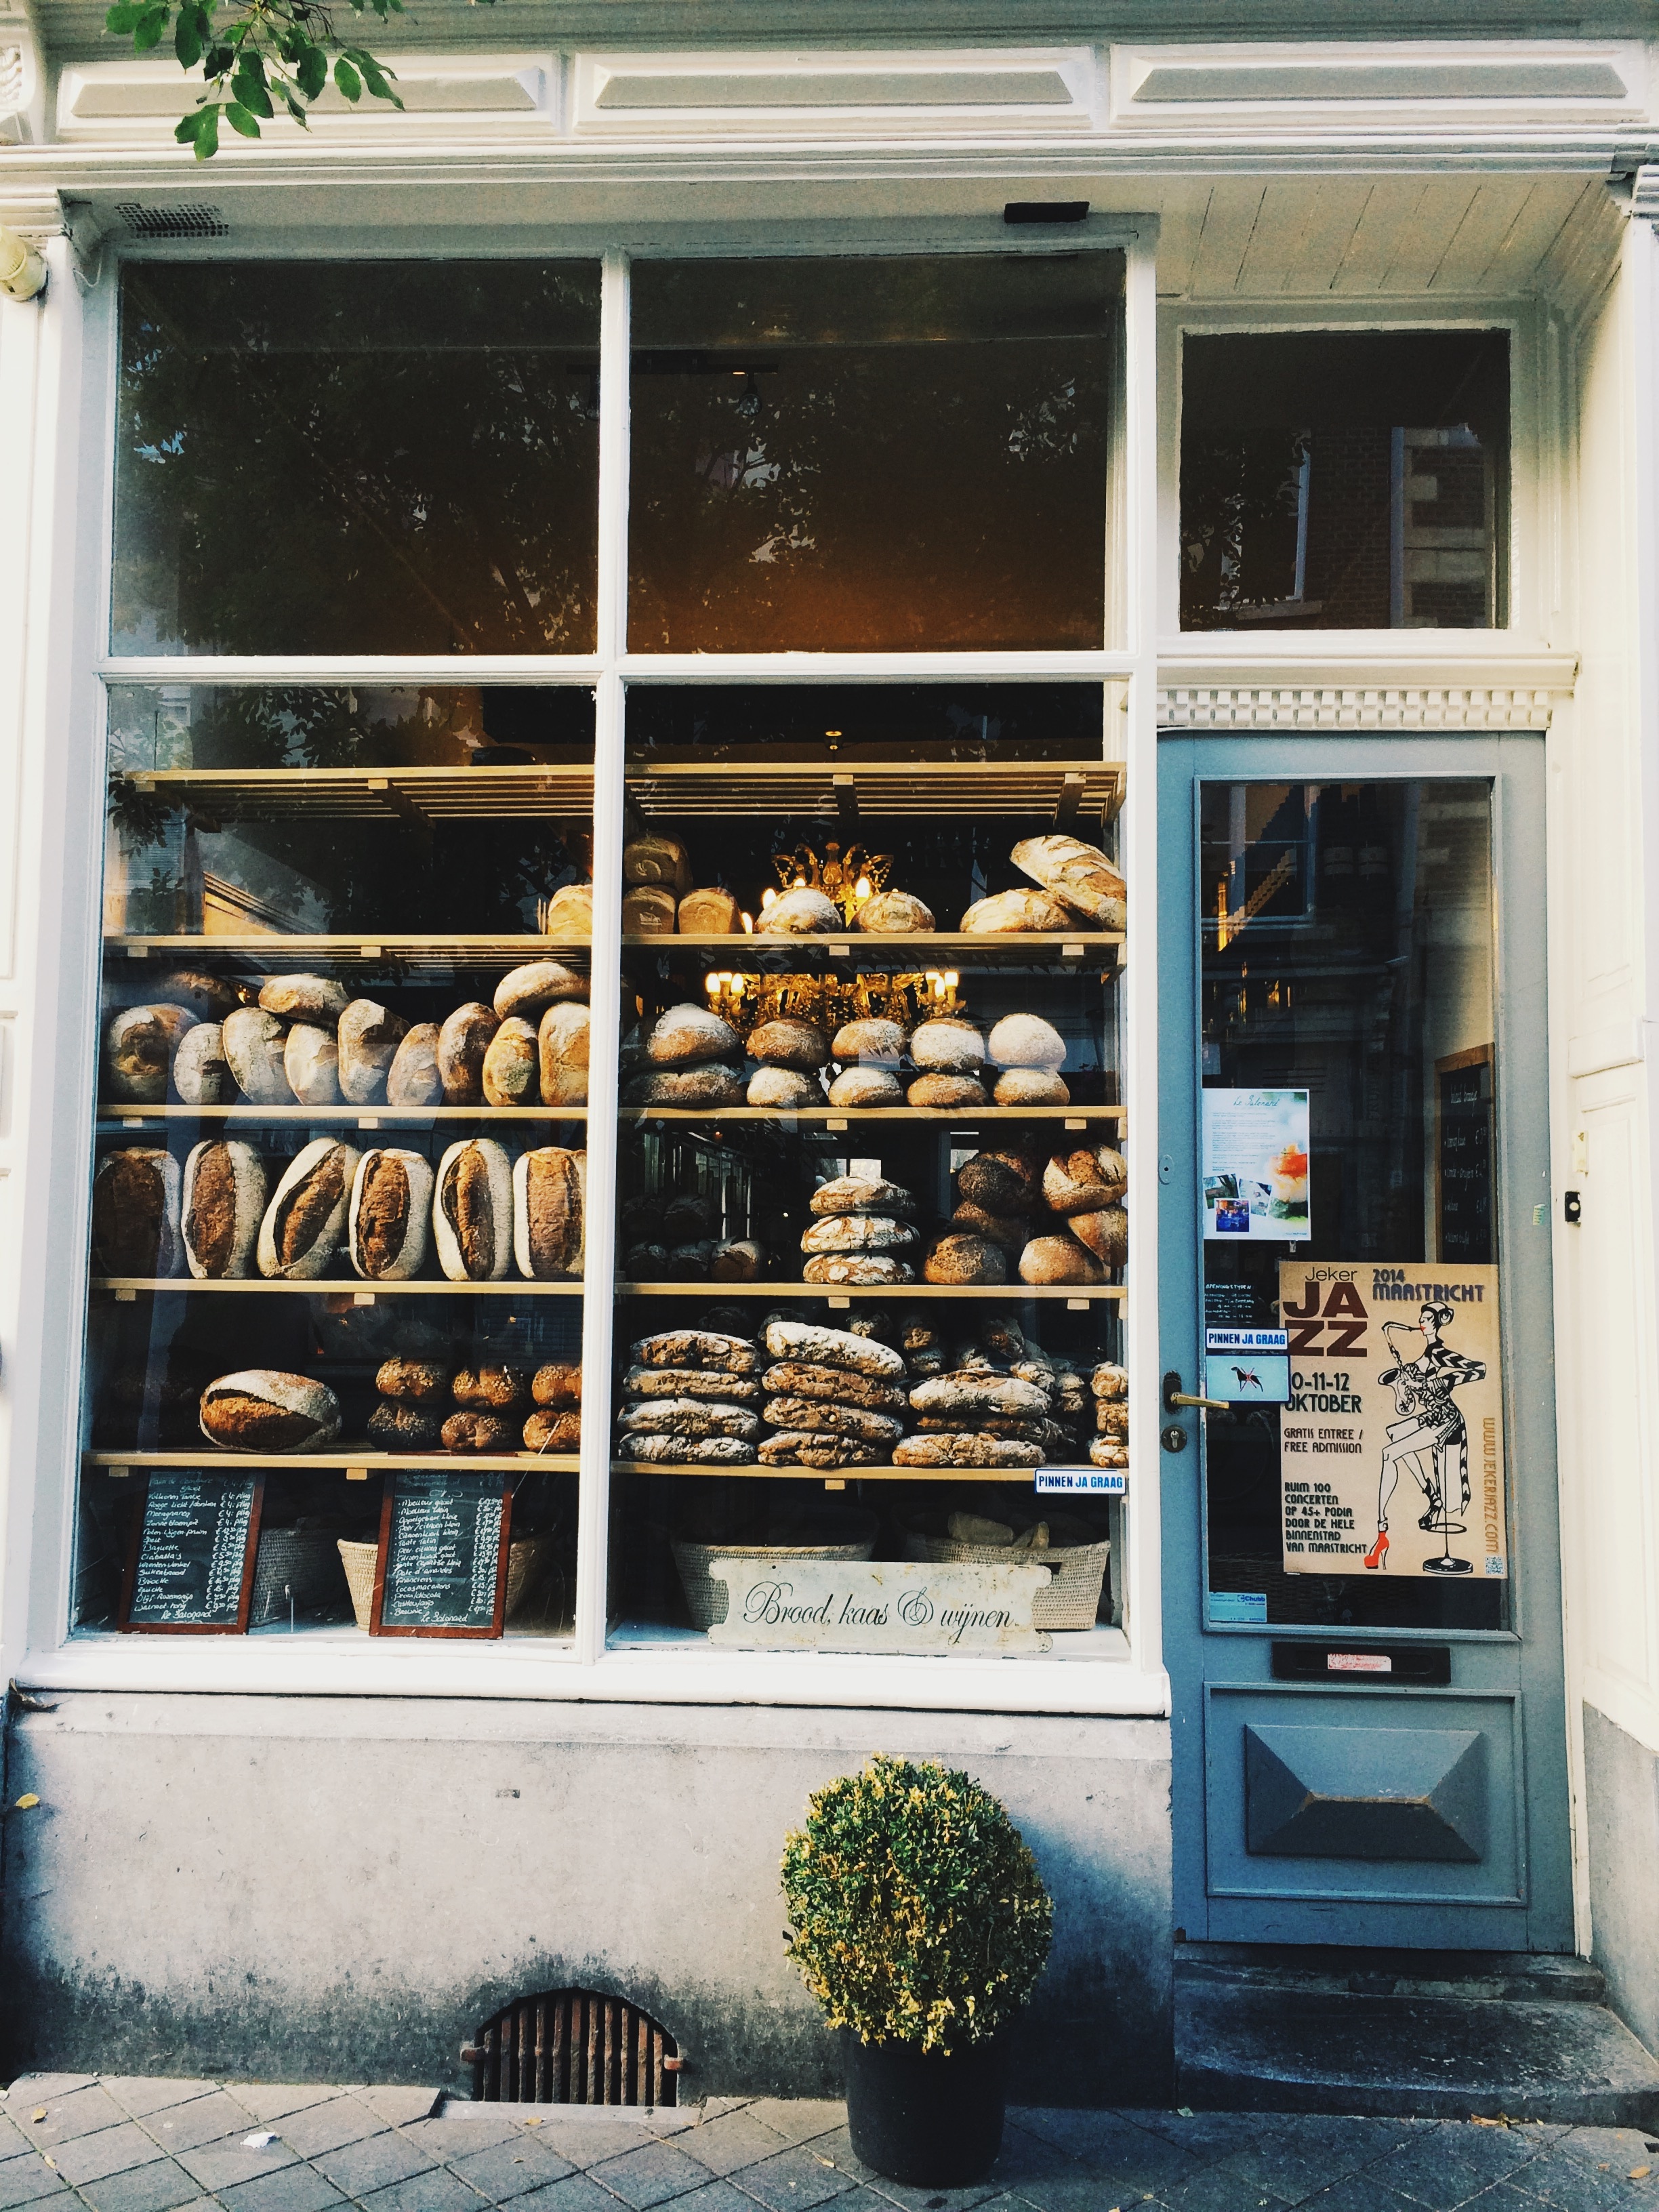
[910,1372,1050,1418]
[514,1146,586,1279]
[758,887,840,935]
[438,1002,500,1105]
[451,1365,529,1411]
[748,1066,823,1109]
[622,884,678,935]
[619,1432,758,1465]
[809,1176,915,1217]
[259,974,348,1023]
[1010,833,1126,928]
[375,1359,450,1404]
[648,1004,741,1067]
[747,1017,830,1071]
[434,1138,513,1283]
[1069,1204,1127,1268]
[618,1398,759,1440]
[949,1201,1029,1254]
[762,1319,905,1378]
[761,1397,903,1445]
[386,1023,443,1107]
[199,1370,341,1453]
[959,888,1081,935]
[543,882,594,938]
[958,1149,1042,1211]
[524,1408,582,1454]
[678,886,739,934]
[923,1232,1007,1286]
[223,1006,295,1105]
[337,1000,407,1105]
[367,1403,444,1449]
[622,1366,757,1403]
[348,1148,434,1281]
[159,969,243,1021]
[483,1017,539,1107]
[987,1012,1066,1069]
[1092,1361,1128,1401]
[258,1138,361,1279]
[631,1330,757,1374]
[827,1067,903,1107]
[532,1362,583,1408]
[803,1254,916,1285]
[800,1214,916,1254]
[627,1066,743,1107]
[856,888,934,933]
[760,1363,906,1412]
[1042,1144,1128,1214]
[712,1237,763,1279]
[1018,1232,1106,1286]
[537,1002,591,1106]
[995,1068,1070,1105]
[93,1146,184,1276]
[493,960,587,1021]
[173,1022,233,1105]
[909,1018,985,1072]
[908,1074,989,1109]
[832,1018,904,1066]
[441,1411,516,1453]
[180,1140,266,1279]
[893,1433,1044,1467]
[758,1432,882,1469]
[284,1023,342,1106]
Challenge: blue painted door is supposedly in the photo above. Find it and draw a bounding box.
[1158,735,1572,1948]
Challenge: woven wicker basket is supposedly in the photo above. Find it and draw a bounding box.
[250,1528,351,1627]
[672,1536,876,1630]
[904,1532,1111,1631]
[337,1535,550,1631]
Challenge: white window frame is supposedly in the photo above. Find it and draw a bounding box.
[13,220,1168,1717]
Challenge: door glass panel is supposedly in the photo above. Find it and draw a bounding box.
[1198,779,1506,1631]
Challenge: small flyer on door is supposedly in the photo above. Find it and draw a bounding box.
[1276,1261,1507,1580]
[1201,1088,1310,1240]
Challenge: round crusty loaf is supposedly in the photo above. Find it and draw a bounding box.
[712,1238,763,1279]
[452,1364,530,1411]
[760,1362,907,1412]
[1011,834,1126,928]
[434,1138,514,1283]
[544,882,594,939]
[623,1366,758,1404]
[909,1074,989,1109]
[173,1023,233,1106]
[758,887,840,935]
[800,1215,916,1254]
[483,1017,539,1107]
[857,889,934,934]
[1089,1436,1128,1469]
[910,1018,986,1072]
[1069,1204,1127,1269]
[259,974,349,1024]
[1018,1232,1106,1286]
[648,1004,741,1067]
[180,1140,266,1279]
[493,960,588,1021]
[618,1398,759,1440]
[158,969,244,1021]
[748,1065,823,1109]
[1096,1399,1130,1439]
[524,1408,582,1454]
[958,1149,1042,1211]
[386,1023,443,1107]
[923,1232,1007,1286]
[761,1397,904,1446]
[1042,1145,1128,1215]
[623,884,678,936]
[960,888,1081,935]
[1092,1361,1128,1401]
[337,1000,407,1105]
[92,1146,184,1276]
[832,1018,904,1066]
[809,1176,915,1217]
[438,1002,501,1105]
[200,1370,341,1454]
[375,1359,450,1404]
[763,1318,904,1378]
[910,1372,1050,1418]
[803,1254,916,1286]
[949,1201,1029,1254]
[284,1023,342,1107]
[223,1006,295,1106]
[538,1002,591,1107]
[758,1431,882,1469]
[532,1362,583,1408]
[623,832,691,892]
[995,1068,1071,1106]
[620,1432,758,1465]
[367,1402,444,1450]
[631,1330,757,1374]
[514,1146,585,1279]
[348,1147,434,1281]
[827,1067,903,1107]
[988,1013,1067,1070]
[747,1018,830,1071]
[258,1137,361,1280]
[894,1433,1045,1468]
[442,1411,516,1453]
[627,1066,744,1107]
[678,886,739,934]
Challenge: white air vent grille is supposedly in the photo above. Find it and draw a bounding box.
[115,202,228,239]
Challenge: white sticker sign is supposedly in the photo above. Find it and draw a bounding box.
[1202,1088,1310,1241]
[705,1559,1053,1654]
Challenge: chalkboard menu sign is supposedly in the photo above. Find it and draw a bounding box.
[1437,1046,1494,1264]
[119,1471,263,1634]
[371,1470,512,1638]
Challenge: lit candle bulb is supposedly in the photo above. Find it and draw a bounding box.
[731,977,745,998]
[741,911,754,933]
[854,876,871,901]
[705,973,722,996]
[760,888,776,910]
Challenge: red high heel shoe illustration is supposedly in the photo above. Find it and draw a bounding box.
[1364,1530,1390,1570]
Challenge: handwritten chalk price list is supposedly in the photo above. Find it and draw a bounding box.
[376,1470,509,1635]
[121,1472,262,1631]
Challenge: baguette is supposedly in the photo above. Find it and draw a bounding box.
[348,1148,434,1281]
[180,1140,265,1279]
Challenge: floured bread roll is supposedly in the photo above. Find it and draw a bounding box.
[995,1068,1071,1106]
[857,889,934,933]
[1090,1436,1128,1469]
[749,1018,831,1071]
[626,1066,744,1107]
[679,886,739,933]
[759,888,840,935]
[258,1139,361,1279]
[923,1232,1007,1286]
[712,1237,764,1279]
[180,1141,265,1279]
[1012,834,1126,929]
[832,1018,903,1066]
[348,1148,434,1281]
[960,888,1081,935]
[828,1067,903,1107]
[94,1146,184,1276]
[434,1138,514,1283]
[514,1147,586,1279]
[749,1065,823,1109]
[910,1018,985,1072]
[649,1004,741,1066]
[544,882,594,938]
[988,1013,1066,1070]
[908,1074,989,1108]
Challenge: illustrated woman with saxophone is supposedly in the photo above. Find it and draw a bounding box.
[1363,1301,1486,1574]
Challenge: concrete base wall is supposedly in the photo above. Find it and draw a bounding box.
[1,1695,1174,2108]
[1583,1701,1659,2056]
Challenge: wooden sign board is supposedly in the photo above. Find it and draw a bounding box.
[119,1471,264,1634]
[706,1559,1053,1655]
[371,1469,512,1638]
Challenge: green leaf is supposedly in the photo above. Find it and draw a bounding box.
[332,53,361,99]
[173,104,206,140]
[174,4,205,68]
[295,43,325,96]
[131,5,169,51]
[205,41,233,73]
[283,89,307,121]
[346,47,401,104]
[223,97,260,134]
[104,3,145,32]
[232,68,272,114]
[192,103,220,157]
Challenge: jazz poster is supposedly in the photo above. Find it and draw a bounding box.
[1275,1261,1507,1581]
[1202,1088,1309,1240]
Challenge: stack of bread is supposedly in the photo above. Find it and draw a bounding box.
[523,1361,582,1454]
[368,1357,449,1448]
[1090,1361,1129,1469]
[960,834,1126,936]
[800,1174,918,1287]
[616,1329,762,1463]
[439,1363,529,1453]
[758,1316,907,1469]
[924,1145,1040,1287]
[1025,1143,1127,1285]
[893,1315,1076,1468]
[746,1017,831,1110]
[622,1004,744,1108]
[826,1017,905,1109]
[621,834,745,937]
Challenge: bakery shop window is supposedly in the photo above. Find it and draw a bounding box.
[76,682,594,1641]
[1180,329,1509,632]
[608,686,1128,1656]
[628,253,1123,653]
[112,260,602,657]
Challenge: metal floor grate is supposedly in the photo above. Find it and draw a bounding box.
[465,1989,682,2106]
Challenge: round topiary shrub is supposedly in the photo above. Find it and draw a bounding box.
[780,1753,1054,2056]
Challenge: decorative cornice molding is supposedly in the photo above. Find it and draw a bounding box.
[1157,682,1565,730]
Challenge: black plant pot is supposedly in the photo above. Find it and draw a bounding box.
[842,2027,1010,2188]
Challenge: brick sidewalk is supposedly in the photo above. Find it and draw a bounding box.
[1,2076,1656,2212]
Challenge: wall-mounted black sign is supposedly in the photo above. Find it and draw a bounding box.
[371,1469,512,1639]
[119,1471,263,1634]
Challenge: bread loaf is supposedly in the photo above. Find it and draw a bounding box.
[623,833,692,895]
[908,1075,989,1108]
[893,1434,1044,1468]
[493,960,587,1021]
[762,1397,904,1446]
[199,1370,341,1453]
[532,1361,583,1408]
[337,1000,407,1105]
[760,1362,906,1412]
[1096,1399,1130,1439]
[259,975,349,1023]
[524,1408,582,1454]
[910,1018,986,1072]
[434,1139,513,1282]
[375,1359,450,1404]
[623,1366,758,1403]
[632,1330,758,1374]
[1069,1204,1128,1269]
[386,1023,443,1107]
[748,1018,830,1071]
[367,1403,444,1449]
[544,882,594,939]
[758,888,840,935]
[626,1066,743,1107]
[959,888,1080,935]
[452,1365,529,1411]
[158,969,243,1021]
[619,1433,758,1465]
[800,1214,916,1254]
[748,1066,823,1109]
[537,1002,591,1107]
[1090,1437,1128,1469]
[857,890,934,933]
[803,1254,916,1286]
[1042,1145,1128,1214]
[348,1148,434,1281]
[93,1147,184,1276]
[285,1023,342,1107]
[763,1319,905,1378]
[482,1017,539,1107]
[810,1176,915,1217]
[678,887,739,934]
[1092,1362,1128,1401]
[1011,834,1126,928]
[994,1069,1071,1106]
[1017,1233,1106,1286]
[436,1003,500,1105]
[758,1432,882,1469]
[910,1372,1050,1418]
[949,1202,1028,1254]
[827,1068,903,1107]
[441,1412,516,1453]
[180,1141,265,1279]
[222,1007,295,1106]
[618,1398,759,1441]
[258,1139,361,1279]
[514,1146,585,1279]
[987,1013,1066,1069]
[648,1004,741,1067]
[712,1237,764,1279]
[923,1232,1007,1286]
[958,1149,1042,1212]
[661,1193,715,1241]
[173,1023,233,1106]
[832,1018,903,1066]
[622,884,678,935]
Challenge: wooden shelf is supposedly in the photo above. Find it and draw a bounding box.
[100,1106,589,1127]
[86,1451,579,1474]
[617,1282,1124,1302]
[105,936,591,974]
[626,932,1122,963]
[115,765,594,822]
[618,1105,1123,1125]
[94,1277,583,1297]
[626,758,1124,823]
[612,1460,1042,1484]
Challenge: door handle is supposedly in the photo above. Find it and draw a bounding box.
[1163,1370,1228,1414]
